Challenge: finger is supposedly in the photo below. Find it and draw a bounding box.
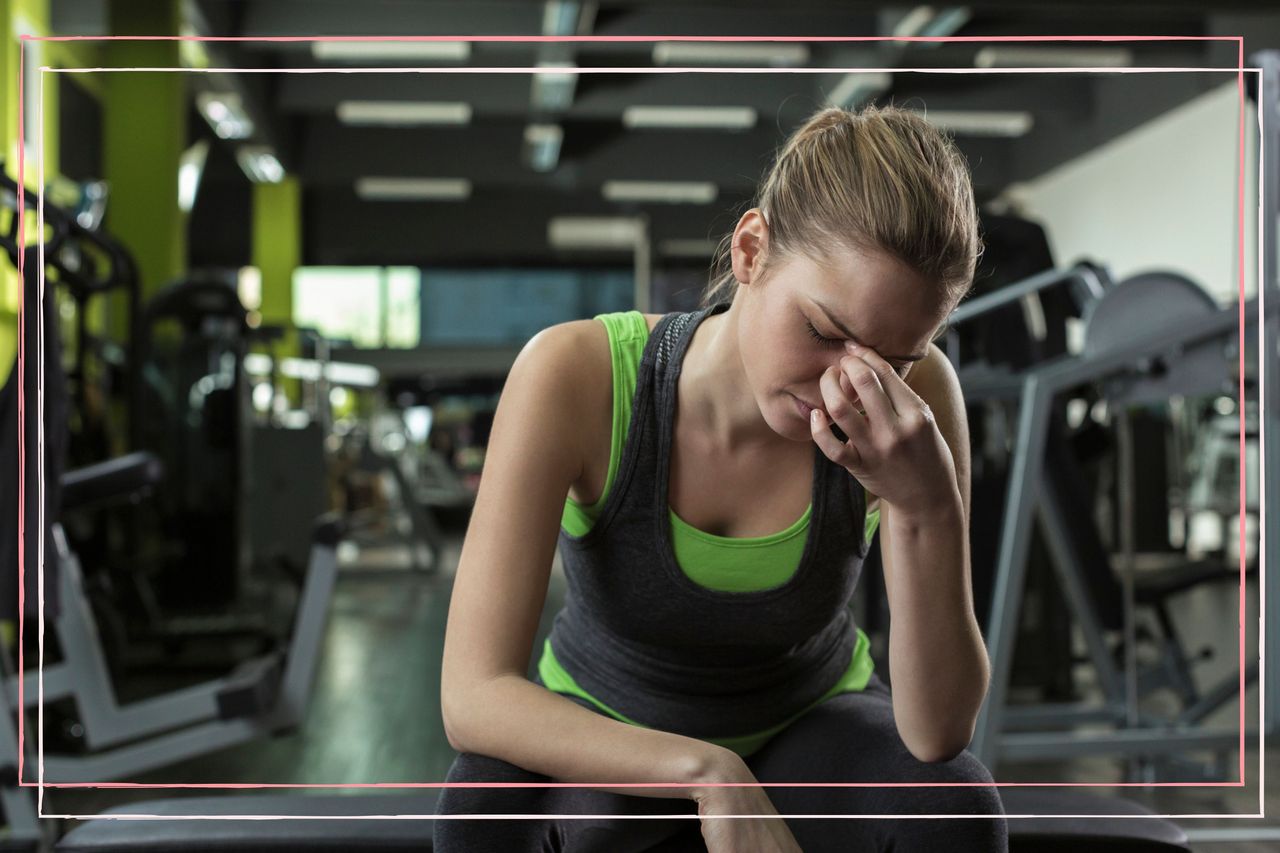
[845,343,919,415]
[810,406,863,469]
[818,365,871,448]
[836,352,897,426]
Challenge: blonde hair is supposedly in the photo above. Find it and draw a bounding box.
[699,104,982,322]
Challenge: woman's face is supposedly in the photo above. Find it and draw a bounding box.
[735,245,949,443]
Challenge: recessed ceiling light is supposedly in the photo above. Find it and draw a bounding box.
[652,42,810,67]
[622,106,757,130]
[197,92,254,140]
[602,181,718,204]
[913,110,1034,137]
[312,41,471,62]
[355,178,472,201]
[336,101,472,126]
[974,47,1133,68]
[523,124,564,173]
[236,146,285,184]
[532,61,577,112]
[548,216,645,249]
[825,72,892,109]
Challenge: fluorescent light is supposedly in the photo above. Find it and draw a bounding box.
[178,139,209,212]
[336,101,472,126]
[236,145,285,183]
[659,238,719,258]
[920,8,972,38]
[197,91,254,140]
[355,177,472,201]
[321,361,381,388]
[542,1,589,37]
[532,61,577,112]
[893,6,972,40]
[312,41,471,62]
[974,47,1133,68]
[622,106,757,130]
[653,41,810,67]
[914,109,1034,137]
[523,123,563,172]
[246,355,381,388]
[825,72,892,108]
[602,181,717,204]
[548,216,644,249]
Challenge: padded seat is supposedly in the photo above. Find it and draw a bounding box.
[1003,788,1190,852]
[57,789,1191,852]
[56,795,440,852]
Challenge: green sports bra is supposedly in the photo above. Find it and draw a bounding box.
[541,310,881,756]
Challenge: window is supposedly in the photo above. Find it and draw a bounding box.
[292,266,420,348]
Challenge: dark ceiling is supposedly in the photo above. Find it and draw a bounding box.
[49,1,1280,269]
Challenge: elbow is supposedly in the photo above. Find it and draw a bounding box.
[908,740,969,765]
[902,724,975,765]
[440,685,473,754]
[443,716,466,754]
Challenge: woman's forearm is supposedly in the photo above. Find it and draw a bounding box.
[883,491,990,762]
[444,673,743,800]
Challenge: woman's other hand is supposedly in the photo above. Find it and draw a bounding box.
[690,751,804,853]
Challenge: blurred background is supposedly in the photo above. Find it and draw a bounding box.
[0,2,1277,851]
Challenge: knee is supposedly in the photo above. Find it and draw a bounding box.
[435,751,550,815]
[907,749,1005,817]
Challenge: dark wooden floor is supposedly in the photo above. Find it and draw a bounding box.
[43,535,1280,851]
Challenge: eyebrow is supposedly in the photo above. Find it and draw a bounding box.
[810,300,928,363]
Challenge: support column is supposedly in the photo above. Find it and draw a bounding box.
[252,176,301,401]
[103,0,184,337]
[1,0,55,379]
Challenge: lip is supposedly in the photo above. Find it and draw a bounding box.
[792,395,818,418]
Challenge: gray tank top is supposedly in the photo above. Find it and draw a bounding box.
[545,301,873,738]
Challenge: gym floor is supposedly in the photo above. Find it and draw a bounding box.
[45,533,1277,851]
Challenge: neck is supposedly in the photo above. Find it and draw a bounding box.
[680,301,788,452]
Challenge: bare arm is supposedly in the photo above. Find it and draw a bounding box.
[879,343,989,762]
[439,321,740,799]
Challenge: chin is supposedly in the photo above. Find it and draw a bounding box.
[768,402,811,443]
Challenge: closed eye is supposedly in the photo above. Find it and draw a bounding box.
[805,320,911,376]
[804,320,843,348]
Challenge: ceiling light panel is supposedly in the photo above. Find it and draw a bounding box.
[548,216,644,249]
[236,146,285,184]
[531,62,578,112]
[974,47,1133,68]
[197,92,254,140]
[312,41,471,62]
[336,101,472,126]
[825,72,892,109]
[356,178,472,201]
[602,181,718,204]
[523,123,564,173]
[914,110,1034,137]
[652,42,810,67]
[622,106,757,130]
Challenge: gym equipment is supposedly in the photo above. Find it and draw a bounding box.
[338,410,444,573]
[51,787,1190,852]
[134,277,253,617]
[1256,48,1280,742]
[0,185,341,785]
[963,268,1259,772]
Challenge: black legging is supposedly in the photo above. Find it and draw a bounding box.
[434,673,1008,852]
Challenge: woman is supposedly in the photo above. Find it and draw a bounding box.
[435,104,1007,852]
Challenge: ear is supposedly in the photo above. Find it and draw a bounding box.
[730,208,770,286]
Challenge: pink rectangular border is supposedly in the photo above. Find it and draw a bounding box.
[12,33,1263,820]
